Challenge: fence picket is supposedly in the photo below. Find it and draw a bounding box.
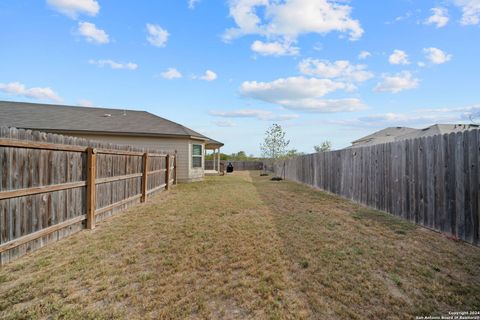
[266,129,480,245]
[0,127,176,264]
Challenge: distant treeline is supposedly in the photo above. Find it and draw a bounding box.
[205,151,263,161]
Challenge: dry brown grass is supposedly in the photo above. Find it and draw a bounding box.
[0,171,479,319]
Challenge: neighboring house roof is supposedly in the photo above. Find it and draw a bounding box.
[0,100,221,143]
[398,124,477,140]
[351,124,479,148]
[351,127,418,147]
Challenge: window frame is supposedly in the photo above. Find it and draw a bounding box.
[192,144,203,168]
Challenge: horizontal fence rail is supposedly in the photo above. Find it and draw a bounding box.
[205,160,264,171]
[0,127,177,265]
[266,130,480,245]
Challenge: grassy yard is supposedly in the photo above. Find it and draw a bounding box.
[0,172,479,319]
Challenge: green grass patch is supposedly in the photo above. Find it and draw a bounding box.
[352,207,416,235]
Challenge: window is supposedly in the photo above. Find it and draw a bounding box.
[192,144,202,168]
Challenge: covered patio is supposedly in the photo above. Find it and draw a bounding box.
[205,138,224,175]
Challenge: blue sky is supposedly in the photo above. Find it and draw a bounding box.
[0,0,479,155]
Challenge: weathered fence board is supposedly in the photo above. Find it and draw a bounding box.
[0,127,176,265]
[267,129,480,245]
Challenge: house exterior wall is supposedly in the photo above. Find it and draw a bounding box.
[61,133,205,183]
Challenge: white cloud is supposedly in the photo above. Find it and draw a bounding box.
[388,49,410,65]
[374,71,419,93]
[398,11,412,21]
[146,24,169,47]
[160,68,182,79]
[423,47,452,64]
[0,82,62,102]
[89,59,138,70]
[240,76,366,113]
[388,11,413,24]
[242,77,345,99]
[223,0,363,43]
[251,40,299,56]
[278,98,367,113]
[78,99,94,107]
[47,0,99,18]
[358,51,371,60]
[360,113,442,124]
[453,0,480,25]
[213,120,236,127]
[332,104,480,127]
[188,0,200,9]
[199,70,218,81]
[78,22,109,44]
[333,112,458,127]
[298,58,374,83]
[422,104,480,117]
[425,7,449,28]
[210,109,299,121]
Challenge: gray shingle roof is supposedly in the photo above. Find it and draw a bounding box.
[0,100,217,142]
[351,124,479,147]
[351,127,417,147]
[205,138,224,148]
[398,124,478,140]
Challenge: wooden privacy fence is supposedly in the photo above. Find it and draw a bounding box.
[205,160,264,171]
[0,127,177,265]
[267,129,480,245]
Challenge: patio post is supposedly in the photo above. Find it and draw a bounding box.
[214,149,217,172]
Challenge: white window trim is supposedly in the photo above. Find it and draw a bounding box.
[192,144,203,169]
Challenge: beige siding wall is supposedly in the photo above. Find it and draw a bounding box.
[62,133,204,183]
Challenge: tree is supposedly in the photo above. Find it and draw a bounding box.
[230,151,247,160]
[205,152,228,160]
[260,123,290,159]
[286,149,305,157]
[314,140,332,153]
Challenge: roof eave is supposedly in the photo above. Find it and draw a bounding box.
[14,127,210,141]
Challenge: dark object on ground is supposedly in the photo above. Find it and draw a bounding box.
[260,173,269,176]
[226,162,234,173]
[271,177,283,181]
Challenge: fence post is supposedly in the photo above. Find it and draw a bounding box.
[86,147,97,229]
[165,154,170,190]
[141,152,148,202]
[173,151,177,185]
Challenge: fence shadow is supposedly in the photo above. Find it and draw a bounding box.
[247,170,480,319]
[263,129,480,246]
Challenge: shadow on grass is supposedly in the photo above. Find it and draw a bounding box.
[247,170,480,319]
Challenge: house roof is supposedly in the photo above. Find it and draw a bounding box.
[351,127,418,147]
[398,124,477,140]
[351,124,479,147]
[0,100,220,142]
[205,138,224,148]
